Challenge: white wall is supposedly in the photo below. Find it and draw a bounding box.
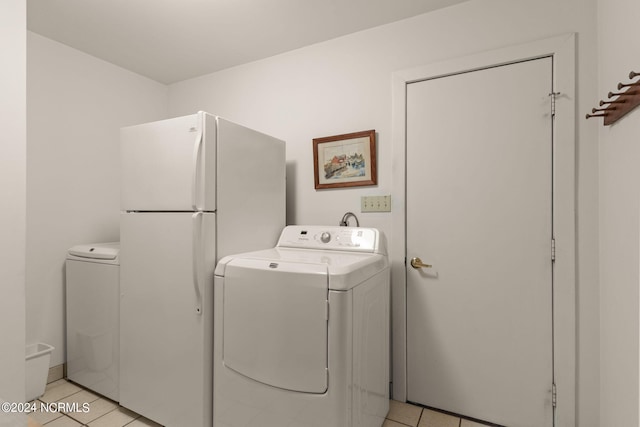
[168,0,600,425]
[26,32,169,366]
[0,0,26,405]
[597,0,640,425]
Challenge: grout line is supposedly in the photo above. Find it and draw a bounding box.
[384,420,415,427]
[86,410,111,426]
[415,407,423,427]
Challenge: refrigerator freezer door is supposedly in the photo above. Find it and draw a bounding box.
[119,212,215,427]
[121,112,217,212]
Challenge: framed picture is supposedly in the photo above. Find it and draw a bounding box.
[313,130,377,189]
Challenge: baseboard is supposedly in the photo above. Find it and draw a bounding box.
[46,363,65,384]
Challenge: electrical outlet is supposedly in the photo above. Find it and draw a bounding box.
[361,195,391,212]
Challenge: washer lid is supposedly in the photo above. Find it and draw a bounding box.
[68,242,120,260]
[215,247,388,291]
[222,258,328,394]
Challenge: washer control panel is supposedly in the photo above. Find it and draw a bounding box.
[320,232,332,243]
[277,225,380,253]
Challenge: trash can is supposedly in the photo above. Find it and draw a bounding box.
[25,342,54,402]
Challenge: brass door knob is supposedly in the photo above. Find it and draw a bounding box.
[410,257,432,269]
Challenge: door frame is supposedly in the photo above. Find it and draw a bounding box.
[390,33,576,426]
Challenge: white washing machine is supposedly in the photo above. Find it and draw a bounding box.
[213,226,390,427]
[66,242,120,401]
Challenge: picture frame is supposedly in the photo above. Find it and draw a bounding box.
[313,129,377,189]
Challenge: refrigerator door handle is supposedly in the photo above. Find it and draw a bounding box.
[192,212,203,315]
[191,125,204,211]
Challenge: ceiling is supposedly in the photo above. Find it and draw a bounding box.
[27,0,468,84]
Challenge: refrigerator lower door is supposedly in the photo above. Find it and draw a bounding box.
[120,212,215,427]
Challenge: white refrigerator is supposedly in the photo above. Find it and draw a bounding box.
[119,111,285,427]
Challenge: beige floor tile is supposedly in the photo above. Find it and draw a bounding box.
[460,419,489,427]
[39,380,83,404]
[60,389,100,404]
[418,408,460,427]
[65,397,118,424]
[44,415,83,427]
[384,419,414,427]
[27,415,43,427]
[387,400,423,426]
[124,416,163,426]
[88,406,139,427]
[28,406,63,425]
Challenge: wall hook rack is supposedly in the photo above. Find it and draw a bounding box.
[586,71,640,125]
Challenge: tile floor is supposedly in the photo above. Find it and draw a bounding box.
[30,379,493,427]
[28,379,160,427]
[383,400,493,427]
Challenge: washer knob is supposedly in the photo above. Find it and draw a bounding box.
[320,232,331,243]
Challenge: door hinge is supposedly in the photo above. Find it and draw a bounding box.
[552,383,557,408]
[549,92,560,118]
[551,238,556,262]
[325,300,330,321]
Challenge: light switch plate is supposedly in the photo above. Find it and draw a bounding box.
[361,195,391,212]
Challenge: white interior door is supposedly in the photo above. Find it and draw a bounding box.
[406,57,554,427]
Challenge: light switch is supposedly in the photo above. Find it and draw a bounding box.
[361,195,391,212]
